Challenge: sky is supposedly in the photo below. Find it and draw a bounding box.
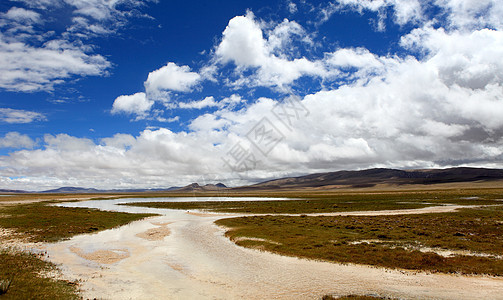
[1,0,503,191]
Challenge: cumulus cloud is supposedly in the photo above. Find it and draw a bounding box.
[2,73,503,190]
[216,12,266,67]
[179,97,219,109]
[0,108,46,123]
[436,0,503,30]
[111,61,203,120]
[0,132,35,149]
[402,27,503,89]
[215,12,327,89]
[178,95,245,110]
[111,92,154,119]
[0,129,228,190]
[145,62,201,96]
[4,66,502,190]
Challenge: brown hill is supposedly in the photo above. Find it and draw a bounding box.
[238,167,503,190]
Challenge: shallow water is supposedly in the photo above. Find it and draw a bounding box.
[43,197,503,300]
[54,197,293,217]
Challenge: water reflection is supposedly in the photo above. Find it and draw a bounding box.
[55,196,291,215]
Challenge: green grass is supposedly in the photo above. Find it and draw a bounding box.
[0,202,155,242]
[0,201,156,298]
[215,205,503,275]
[0,249,79,299]
[123,189,503,214]
[123,198,429,213]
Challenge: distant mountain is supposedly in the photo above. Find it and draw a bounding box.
[41,184,227,193]
[176,183,228,192]
[2,168,502,194]
[42,187,101,193]
[0,188,29,194]
[239,167,503,190]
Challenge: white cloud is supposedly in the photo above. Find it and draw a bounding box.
[327,48,383,69]
[0,108,46,123]
[112,62,203,119]
[111,92,153,118]
[215,12,327,89]
[420,120,468,138]
[11,0,60,10]
[392,0,423,25]
[0,132,35,149]
[188,113,229,132]
[322,0,503,30]
[325,0,424,26]
[216,12,266,67]
[287,1,298,14]
[145,62,201,96]
[2,7,41,25]
[435,0,503,30]
[0,0,154,92]
[179,96,219,109]
[0,129,229,190]
[178,95,245,110]
[221,94,245,108]
[267,18,312,55]
[3,66,503,189]
[0,38,111,92]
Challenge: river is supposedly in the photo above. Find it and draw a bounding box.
[41,197,503,299]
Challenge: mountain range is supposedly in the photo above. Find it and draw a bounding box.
[1,167,502,194]
[238,167,503,190]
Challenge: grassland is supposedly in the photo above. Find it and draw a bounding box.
[0,200,155,298]
[216,206,503,275]
[0,249,79,299]
[124,188,503,213]
[1,186,502,297]
[0,202,155,242]
[129,188,503,275]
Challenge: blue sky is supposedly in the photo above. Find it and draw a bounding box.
[1,0,502,190]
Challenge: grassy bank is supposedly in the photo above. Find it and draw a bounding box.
[0,201,155,298]
[216,205,503,275]
[123,189,503,213]
[0,202,155,242]
[0,249,79,299]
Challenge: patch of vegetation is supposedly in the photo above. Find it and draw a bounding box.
[0,249,79,299]
[124,189,503,214]
[216,205,503,275]
[0,201,156,298]
[0,202,155,242]
[123,198,425,214]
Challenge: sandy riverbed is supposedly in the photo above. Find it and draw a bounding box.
[37,199,503,299]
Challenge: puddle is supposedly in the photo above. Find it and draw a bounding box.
[41,197,503,300]
[136,223,171,241]
[70,246,130,264]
